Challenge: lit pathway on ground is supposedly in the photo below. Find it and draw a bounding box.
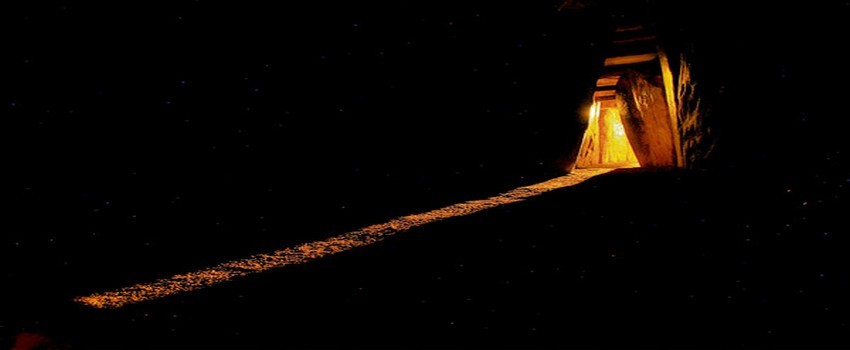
[76,168,614,309]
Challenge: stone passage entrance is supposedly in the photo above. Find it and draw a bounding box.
[575,17,683,169]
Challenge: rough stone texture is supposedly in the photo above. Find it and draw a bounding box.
[575,108,601,168]
[674,55,713,169]
[616,70,677,167]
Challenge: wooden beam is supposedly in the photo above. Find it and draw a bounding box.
[593,89,617,101]
[604,53,657,67]
[599,100,618,109]
[596,76,620,87]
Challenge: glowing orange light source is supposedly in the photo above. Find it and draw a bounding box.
[589,102,599,122]
[576,102,639,168]
[613,121,626,137]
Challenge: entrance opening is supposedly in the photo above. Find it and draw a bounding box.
[576,101,640,168]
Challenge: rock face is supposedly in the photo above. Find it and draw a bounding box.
[575,107,602,168]
[616,70,677,167]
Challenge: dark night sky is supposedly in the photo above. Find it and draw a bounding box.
[3,0,605,293]
[2,0,850,348]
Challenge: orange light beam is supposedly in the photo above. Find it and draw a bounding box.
[75,168,613,309]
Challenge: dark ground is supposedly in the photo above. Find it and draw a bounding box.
[7,167,850,348]
[2,0,850,348]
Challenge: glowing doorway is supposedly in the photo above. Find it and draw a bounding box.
[576,101,640,168]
